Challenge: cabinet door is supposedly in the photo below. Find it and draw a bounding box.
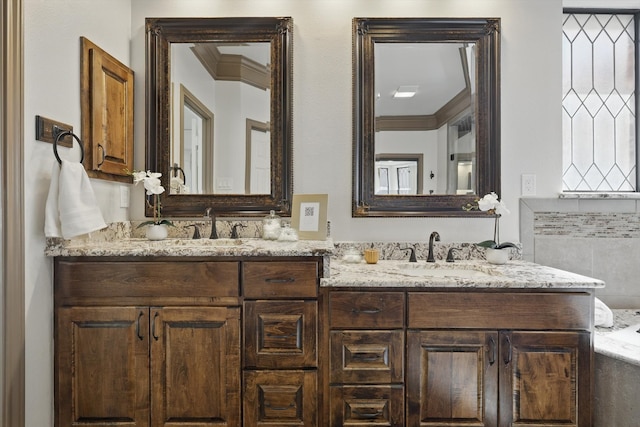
[407,330,498,427]
[81,37,134,179]
[56,306,150,427]
[499,331,590,427]
[151,307,241,427]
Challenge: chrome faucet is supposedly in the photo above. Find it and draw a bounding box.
[427,231,440,262]
[205,208,218,239]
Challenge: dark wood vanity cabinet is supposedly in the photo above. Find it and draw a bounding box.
[327,292,406,426]
[55,256,594,427]
[406,291,592,427]
[242,261,319,426]
[57,306,241,427]
[54,257,322,427]
[321,288,594,427]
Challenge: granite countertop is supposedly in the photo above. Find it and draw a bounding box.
[45,237,335,258]
[320,259,605,289]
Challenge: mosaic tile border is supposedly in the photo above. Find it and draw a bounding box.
[534,212,640,238]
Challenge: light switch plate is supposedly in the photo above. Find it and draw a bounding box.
[120,186,130,208]
[521,174,536,196]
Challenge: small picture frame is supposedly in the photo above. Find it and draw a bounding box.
[291,194,328,240]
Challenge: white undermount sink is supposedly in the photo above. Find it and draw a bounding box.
[149,238,246,246]
[395,264,497,278]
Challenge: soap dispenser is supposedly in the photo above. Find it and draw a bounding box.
[262,210,282,240]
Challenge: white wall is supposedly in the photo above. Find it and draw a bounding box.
[25,0,567,425]
[23,1,132,425]
[130,0,564,245]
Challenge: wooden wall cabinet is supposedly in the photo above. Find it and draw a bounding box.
[81,37,134,183]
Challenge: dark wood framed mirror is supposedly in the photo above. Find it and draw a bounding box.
[353,17,501,217]
[146,17,293,217]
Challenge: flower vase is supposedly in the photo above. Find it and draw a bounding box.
[485,248,509,265]
[146,224,168,241]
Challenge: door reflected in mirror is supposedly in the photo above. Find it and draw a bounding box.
[171,42,271,195]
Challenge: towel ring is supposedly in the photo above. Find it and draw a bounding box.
[170,163,186,184]
[53,127,84,165]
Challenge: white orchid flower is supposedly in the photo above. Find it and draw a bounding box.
[132,171,148,184]
[495,199,510,216]
[144,178,164,195]
[477,192,499,211]
[129,169,172,227]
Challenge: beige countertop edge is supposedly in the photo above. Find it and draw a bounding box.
[320,260,605,289]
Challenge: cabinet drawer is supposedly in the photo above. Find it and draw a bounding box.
[408,292,592,330]
[330,331,404,384]
[330,385,404,427]
[244,370,317,426]
[243,261,318,298]
[329,292,405,329]
[55,260,239,298]
[244,300,317,368]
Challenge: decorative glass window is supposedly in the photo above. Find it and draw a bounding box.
[562,10,638,192]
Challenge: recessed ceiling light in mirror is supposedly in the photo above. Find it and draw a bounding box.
[393,85,418,98]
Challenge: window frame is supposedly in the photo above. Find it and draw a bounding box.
[562,8,640,193]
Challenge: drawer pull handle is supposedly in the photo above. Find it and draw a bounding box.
[152,312,159,341]
[353,409,383,419]
[488,336,496,366]
[264,401,295,411]
[265,277,295,284]
[352,308,381,314]
[267,333,297,339]
[136,311,144,341]
[354,354,380,362]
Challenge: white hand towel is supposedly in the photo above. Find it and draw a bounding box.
[44,161,62,238]
[44,160,107,239]
[594,297,614,327]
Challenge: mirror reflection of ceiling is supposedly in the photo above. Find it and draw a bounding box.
[375,43,469,117]
[170,41,272,196]
[189,42,271,89]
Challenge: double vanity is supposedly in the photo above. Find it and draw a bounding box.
[47,237,603,427]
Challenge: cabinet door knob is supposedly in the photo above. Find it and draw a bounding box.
[488,335,496,366]
[503,334,512,365]
[152,312,159,341]
[97,144,106,167]
[136,310,144,341]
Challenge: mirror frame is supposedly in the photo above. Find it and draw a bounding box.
[353,17,501,217]
[146,17,293,217]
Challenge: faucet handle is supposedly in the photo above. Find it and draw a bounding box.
[230,223,245,239]
[188,224,201,239]
[400,246,417,262]
[446,248,459,263]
